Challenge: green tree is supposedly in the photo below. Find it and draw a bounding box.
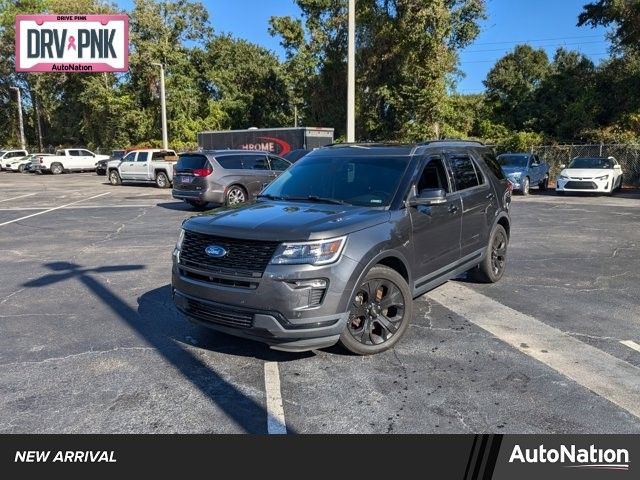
[483,45,550,131]
[578,0,640,53]
[270,0,485,140]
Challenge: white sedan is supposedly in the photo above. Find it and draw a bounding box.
[556,157,624,195]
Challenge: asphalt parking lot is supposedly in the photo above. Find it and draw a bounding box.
[1,172,639,434]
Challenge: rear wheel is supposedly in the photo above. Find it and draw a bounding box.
[226,185,247,206]
[155,171,170,188]
[339,265,412,355]
[471,225,508,283]
[50,163,63,175]
[538,175,548,191]
[108,169,122,185]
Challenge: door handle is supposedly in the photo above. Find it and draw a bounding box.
[486,193,495,200]
[448,204,458,214]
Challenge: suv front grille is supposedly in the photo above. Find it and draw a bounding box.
[183,297,254,329]
[180,231,280,277]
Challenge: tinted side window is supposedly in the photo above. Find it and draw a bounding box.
[69,150,82,157]
[269,156,291,171]
[122,152,136,162]
[215,155,244,169]
[242,155,269,170]
[481,150,506,180]
[449,155,479,191]
[137,152,151,162]
[80,150,93,156]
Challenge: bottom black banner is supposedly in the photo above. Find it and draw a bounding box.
[0,435,636,478]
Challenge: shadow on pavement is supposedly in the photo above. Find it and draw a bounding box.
[23,261,298,433]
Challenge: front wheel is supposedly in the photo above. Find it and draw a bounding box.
[339,265,413,355]
[471,224,508,283]
[109,170,122,185]
[521,177,530,195]
[18,165,25,173]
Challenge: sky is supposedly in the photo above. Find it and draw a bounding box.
[116,0,610,93]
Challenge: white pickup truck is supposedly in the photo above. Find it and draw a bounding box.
[34,148,109,174]
[107,149,178,188]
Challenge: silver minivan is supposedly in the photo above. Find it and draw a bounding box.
[172,150,291,208]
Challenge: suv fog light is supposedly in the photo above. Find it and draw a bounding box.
[287,278,328,289]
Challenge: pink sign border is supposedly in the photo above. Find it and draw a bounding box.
[15,14,129,73]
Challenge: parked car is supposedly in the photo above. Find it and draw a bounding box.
[8,153,52,173]
[0,149,29,170]
[556,156,624,195]
[283,149,312,163]
[172,150,292,209]
[497,153,549,195]
[32,148,109,174]
[96,150,125,176]
[107,149,178,188]
[172,141,511,354]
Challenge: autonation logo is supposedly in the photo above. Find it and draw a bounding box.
[509,444,630,471]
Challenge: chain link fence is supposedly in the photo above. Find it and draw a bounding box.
[529,144,640,186]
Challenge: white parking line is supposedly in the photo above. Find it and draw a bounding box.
[0,192,111,227]
[620,340,640,354]
[428,282,640,419]
[0,193,38,203]
[0,204,157,211]
[264,362,287,434]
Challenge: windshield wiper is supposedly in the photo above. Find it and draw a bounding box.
[257,193,287,201]
[285,195,350,205]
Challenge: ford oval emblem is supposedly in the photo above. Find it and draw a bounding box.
[205,245,227,258]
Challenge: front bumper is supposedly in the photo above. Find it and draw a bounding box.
[171,252,360,352]
[556,177,612,193]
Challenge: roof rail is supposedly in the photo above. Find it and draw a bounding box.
[418,139,485,146]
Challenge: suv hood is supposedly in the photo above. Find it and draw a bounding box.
[561,168,612,178]
[184,201,391,241]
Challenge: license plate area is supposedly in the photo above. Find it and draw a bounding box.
[177,175,193,184]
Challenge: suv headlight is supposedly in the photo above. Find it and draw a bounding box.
[270,236,346,266]
[558,174,569,180]
[175,229,185,252]
[595,174,609,181]
[509,172,521,179]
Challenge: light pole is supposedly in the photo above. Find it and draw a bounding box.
[346,0,355,142]
[152,63,169,150]
[10,87,26,150]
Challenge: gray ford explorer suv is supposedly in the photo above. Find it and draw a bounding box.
[172,142,511,355]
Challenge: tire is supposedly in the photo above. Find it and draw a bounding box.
[521,177,530,196]
[186,199,208,210]
[339,265,413,355]
[556,190,565,196]
[617,175,624,192]
[471,224,508,284]
[108,169,122,185]
[225,185,247,206]
[50,163,64,175]
[155,171,170,188]
[538,175,548,191]
[18,165,25,173]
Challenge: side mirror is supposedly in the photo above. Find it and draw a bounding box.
[408,188,447,206]
[559,164,566,169]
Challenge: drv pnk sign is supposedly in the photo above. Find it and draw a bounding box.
[16,15,128,72]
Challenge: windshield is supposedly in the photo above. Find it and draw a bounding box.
[568,157,613,169]
[498,154,528,168]
[260,154,410,207]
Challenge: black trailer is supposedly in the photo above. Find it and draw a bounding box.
[197,127,334,157]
